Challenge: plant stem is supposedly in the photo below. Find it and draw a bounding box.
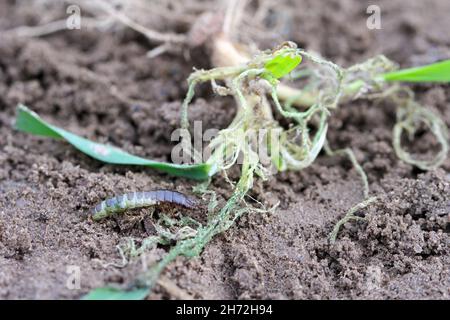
[329,196,378,243]
[324,144,369,199]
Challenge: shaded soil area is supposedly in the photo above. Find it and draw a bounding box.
[0,0,449,299]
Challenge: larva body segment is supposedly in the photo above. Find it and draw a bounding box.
[92,190,198,221]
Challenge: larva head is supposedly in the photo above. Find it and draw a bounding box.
[168,190,198,209]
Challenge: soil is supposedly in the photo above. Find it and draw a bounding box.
[0,0,449,299]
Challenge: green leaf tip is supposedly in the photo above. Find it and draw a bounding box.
[383,59,450,83]
[82,287,149,300]
[265,52,302,79]
[15,104,212,180]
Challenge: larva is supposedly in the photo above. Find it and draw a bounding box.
[92,189,198,221]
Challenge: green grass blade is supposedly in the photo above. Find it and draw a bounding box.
[15,104,212,180]
[265,53,302,79]
[82,287,149,300]
[382,59,450,83]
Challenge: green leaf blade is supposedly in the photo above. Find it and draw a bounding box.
[15,104,62,138]
[15,104,212,180]
[382,59,450,83]
[82,287,149,300]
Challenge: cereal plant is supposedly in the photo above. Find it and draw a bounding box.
[16,38,449,298]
